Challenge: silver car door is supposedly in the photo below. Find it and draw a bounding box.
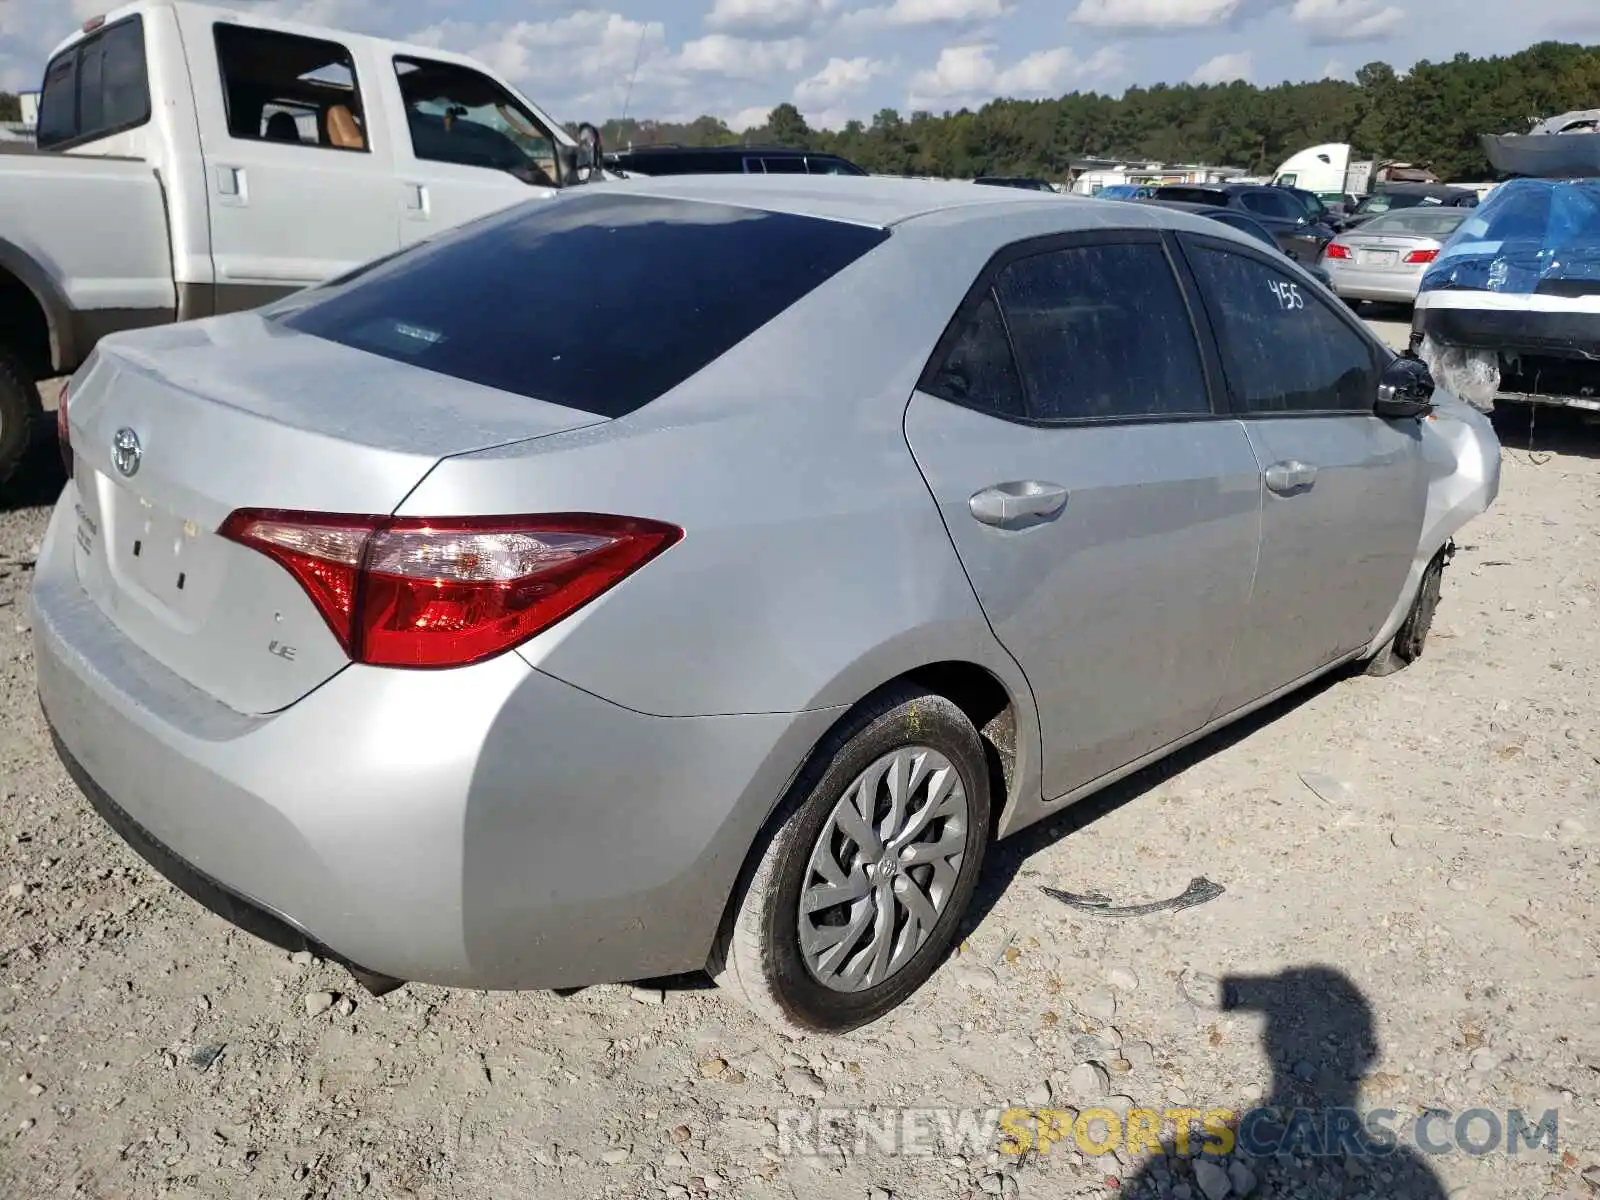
[1178,233,1429,717]
[903,230,1263,802]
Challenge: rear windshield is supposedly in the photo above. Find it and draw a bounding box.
[279,193,889,417]
[36,16,150,149]
[1360,208,1470,238]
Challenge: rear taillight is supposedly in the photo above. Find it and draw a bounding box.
[220,511,682,668]
[1404,248,1439,264]
[57,382,71,477]
[1324,243,1351,260]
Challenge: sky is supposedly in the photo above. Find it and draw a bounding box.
[3,0,1599,132]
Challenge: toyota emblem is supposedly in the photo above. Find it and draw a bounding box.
[111,428,142,478]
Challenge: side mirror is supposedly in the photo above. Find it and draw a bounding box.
[1375,354,1435,419]
[575,122,602,179]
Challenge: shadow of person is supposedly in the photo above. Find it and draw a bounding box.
[1114,966,1449,1199]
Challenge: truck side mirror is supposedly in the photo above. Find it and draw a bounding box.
[576,123,602,179]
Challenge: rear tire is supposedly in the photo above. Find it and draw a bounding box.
[1366,546,1449,677]
[0,348,40,487]
[710,685,991,1035]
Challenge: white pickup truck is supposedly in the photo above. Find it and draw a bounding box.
[0,0,605,481]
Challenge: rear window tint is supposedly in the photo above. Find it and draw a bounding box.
[36,15,150,149]
[279,193,889,417]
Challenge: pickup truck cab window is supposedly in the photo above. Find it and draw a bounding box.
[36,16,151,150]
[393,57,560,188]
[214,23,368,152]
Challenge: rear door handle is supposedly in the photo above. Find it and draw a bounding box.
[1263,459,1317,494]
[402,183,429,216]
[968,482,1069,527]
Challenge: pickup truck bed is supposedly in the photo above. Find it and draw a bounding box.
[0,150,175,480]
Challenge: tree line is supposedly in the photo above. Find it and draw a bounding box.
[589,40,1600,182]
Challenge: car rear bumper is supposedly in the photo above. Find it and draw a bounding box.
[1324,264,1422,303]
[32,491,837,990]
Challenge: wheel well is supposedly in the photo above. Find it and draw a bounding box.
[902,661,1018,838]
[0,269,53,379]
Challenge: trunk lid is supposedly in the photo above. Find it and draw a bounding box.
[65,313,605,715]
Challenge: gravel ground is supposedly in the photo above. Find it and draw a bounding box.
[2,366,1597,1200]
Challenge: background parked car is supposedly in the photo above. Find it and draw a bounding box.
[1153,183,1338,266]
[605,145,867,176]
[1094,183,1157,199]
[1321,207,1472,306]
[0,0,608,484]
[1340,183,1479,230]
[1136,198,1337,289]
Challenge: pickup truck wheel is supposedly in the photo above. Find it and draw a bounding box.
[0,349,41,486]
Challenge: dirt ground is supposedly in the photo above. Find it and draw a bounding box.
[2,357,1597,1200]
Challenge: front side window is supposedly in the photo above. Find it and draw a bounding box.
[214,24,368,152]
[992,242,1210,421]
[278,193,889,417]
[394,57,558,186]
[35,16,150,150]
[1188,244,1378,414]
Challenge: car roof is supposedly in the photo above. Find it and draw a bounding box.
[587,173,1170,230]
[614,145,822,158]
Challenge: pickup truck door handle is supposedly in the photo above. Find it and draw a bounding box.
[968,482,1069,527]
[402,183,429,216]
[214,165,244,201]
[1263,459,1317,494]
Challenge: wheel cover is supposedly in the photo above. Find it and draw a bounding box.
[798,745,969,993]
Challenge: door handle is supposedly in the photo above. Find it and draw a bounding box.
[402,183,429,215]
[1263,459,1317,494]
[968,482,1069,527]
[214,165,245,202]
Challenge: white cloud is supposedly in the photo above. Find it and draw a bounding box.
[705,0,835,36]
[841,0,1015,32]
[678,34,810,78]
[794,55,891,106]
[728,104,777,131]
[1292,0,1405,41]
[1320,57,1350,78]
[1189,50,1252,84]
[1070,0,1246,29]
[406,11,678,103]
[908,41,1124,107]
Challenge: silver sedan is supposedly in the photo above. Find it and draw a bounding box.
[35,176,1500,1034]
[1322,207,1471,304]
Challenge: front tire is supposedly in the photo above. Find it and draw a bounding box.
[1366,545,1450,677]
[710,685,991,1035]
[0,348,41,487]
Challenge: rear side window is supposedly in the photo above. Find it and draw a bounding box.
[923,290,1027,420]
[36,16,150,149]
[214,24,368,152]
[993,242,1210,421]
[279,194,889,417]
